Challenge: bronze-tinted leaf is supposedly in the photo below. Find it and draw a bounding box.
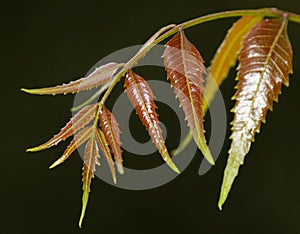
[49,126,92,169]
[124,70,179,173]
[95,128,116,184]
[79,135,100,228]
[21,62,123,95]
[218,17,293,209]
[27,103,98,152]
[98,106,124,174]
[163,28,214,165]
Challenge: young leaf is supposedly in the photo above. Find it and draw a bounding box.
[95,128,117,184]
[26,103,98,152]
[79,134,100,228]
[21,62,123,95]
[124,69,180,173]
[218,17,293,209]
[204,16,263,112]
[172,16,263,157]
[163,28,214,165]
[49,126,92,169]
[98,106,124,174]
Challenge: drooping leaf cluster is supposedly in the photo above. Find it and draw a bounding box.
[22,9,295,227]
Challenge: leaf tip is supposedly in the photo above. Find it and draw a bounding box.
[166,159,180,174]
[79,190,89,228]
[116,163,124,175]
[49,160,60,169]
[112,174,117,184]
[21,88,41,95]
[218,200,223,211]
[199,141,215,165]
[26,147,37,152]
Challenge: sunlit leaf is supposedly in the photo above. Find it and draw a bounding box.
[218,17,293,209]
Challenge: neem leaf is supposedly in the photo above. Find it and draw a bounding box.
[124,69,180,173]
[163,28,214,165]
[218,17,293,209]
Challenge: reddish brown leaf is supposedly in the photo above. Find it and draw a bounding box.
[79,135,100,228]
[21,62,123,95]
[163,28,214,165]
[27,103,98,152]
[218,17,293,209]
[124,70,179,173]
[98,106,124,174]
[95,128,116,184]
[49,126,92,169]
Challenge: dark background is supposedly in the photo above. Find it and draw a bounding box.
[3,0,300,233]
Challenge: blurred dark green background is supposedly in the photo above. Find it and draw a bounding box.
[3,0,300,233]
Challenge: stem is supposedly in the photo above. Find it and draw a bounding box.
[97,8,300,106]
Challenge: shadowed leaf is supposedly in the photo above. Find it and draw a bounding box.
[26,103,98,152]
[124,69,180,173]
[21,62,123,95]
[163,28,214,165]
[219,17,293,209]
[98,106,124,174]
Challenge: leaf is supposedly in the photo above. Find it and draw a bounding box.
[218,17,293,209]
[26,103,98,152]
[95,128,117,184]
[21,62,123,95]
[204,16,263,112]
[172,16,263,157]
[98,106,124,174]
[79,134,100,228]
[124,69,180,173]
[163,28,214,165]
[49,126,92,169]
